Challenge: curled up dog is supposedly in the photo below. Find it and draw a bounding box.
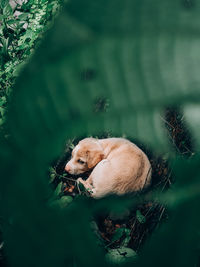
[65,138,152,198]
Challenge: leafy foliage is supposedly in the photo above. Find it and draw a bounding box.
[0,0,200,267]
[0,0,62,125]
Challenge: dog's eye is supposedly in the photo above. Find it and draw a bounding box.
[77,159,85,164]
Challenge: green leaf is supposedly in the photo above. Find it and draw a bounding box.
[54,182,62,197]
[18,29,35,45]
[21,0,35,11]
[111,227,131,246]
[0,37,9,55]
[51,195,73,209]
[0,0,9,9]
[17,13,29,21]
[105,247,137,264]
[0,96,6,107]
[0,107,5,117]
[122,228,131,247]
[6,19,18,25]
[3,3,13,16]
[0,15,5,20]
[136,210,146,224]
[12,61,27,77]
[111,228,125,242]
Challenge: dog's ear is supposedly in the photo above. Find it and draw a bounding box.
[87,150,104,169]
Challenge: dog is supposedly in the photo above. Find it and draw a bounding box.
[65,138,152,198]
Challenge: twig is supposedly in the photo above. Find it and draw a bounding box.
[158,206,165,222]
[62,176,77,182]
[76,181,81,195]
[160,115,175,129]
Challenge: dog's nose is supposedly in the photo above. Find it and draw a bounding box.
[65,164,71,172]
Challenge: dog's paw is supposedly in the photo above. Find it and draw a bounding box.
[77,177,84,184]
[90,188,97,195]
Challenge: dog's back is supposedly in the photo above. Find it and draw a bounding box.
[95,138,152,195]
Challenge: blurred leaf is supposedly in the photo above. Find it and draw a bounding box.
[135,156,200,267]
[7,1,200,153]
[50,195,73,209]
[1,0,200,267]
[0,96,6,107]
[90,221,106,247]
[12,61,27,77]
[0,107,5,117]
[184,104,200,150]
[54,182,62,197]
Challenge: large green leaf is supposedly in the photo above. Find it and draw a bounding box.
[7,0,200,153]
[136,156,200,267]
[1,0,200,266]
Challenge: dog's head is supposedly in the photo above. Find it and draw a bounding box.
[65,138,104,175]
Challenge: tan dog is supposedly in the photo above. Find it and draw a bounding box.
[65,138,151,198]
